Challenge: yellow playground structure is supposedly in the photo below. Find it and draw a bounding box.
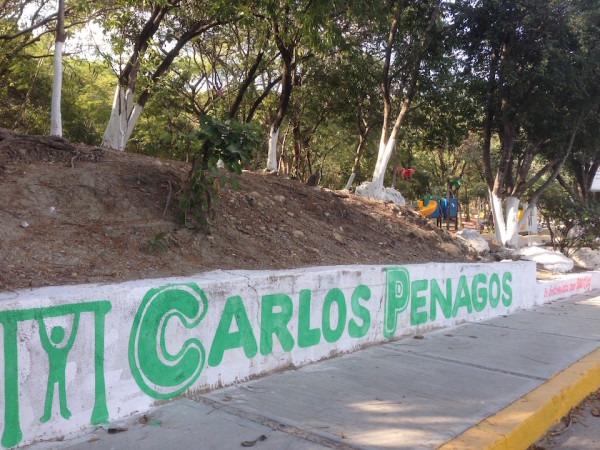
[417,199,438,217]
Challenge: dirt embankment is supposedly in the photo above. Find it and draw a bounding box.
[0,130,476,291]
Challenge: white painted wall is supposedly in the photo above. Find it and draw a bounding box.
[536,270,600,303]
[0,262,539,447]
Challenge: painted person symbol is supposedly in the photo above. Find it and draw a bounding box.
[38,313,80,422]
[0,301,111,448]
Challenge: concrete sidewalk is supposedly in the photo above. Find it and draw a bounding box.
[28,291,600,450]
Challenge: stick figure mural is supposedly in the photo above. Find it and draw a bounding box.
[0,301,111,448]
[38,313,80,423]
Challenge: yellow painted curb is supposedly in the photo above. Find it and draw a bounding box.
[439,347,600,450]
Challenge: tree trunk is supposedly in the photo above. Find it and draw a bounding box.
[99,3,169,150]
[482,51,498,191]
[279,118,292,174]
[50,0,65,137]
[465,180,470,222]
[504,196,520,247]
[344,173,356,191]
[100,6,219,151]
[228,51,263,120]
[489,191,507,245]
[372,137,396,191]
[267,125,280,171]
[372,97,412,190]
[266,25,294,171]
[370,1,439,194]
[101,86,139,151]
[391,146,398,189]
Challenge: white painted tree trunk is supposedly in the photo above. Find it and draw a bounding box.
[489,192,523,247]
[49,41,64,137]
[372,135,387,181]
[101,86,144,151]
[505,196,521,247]
[371,138,396,191]
[266,125,279,171]
[489,191,507,246]
[344,172,356,191]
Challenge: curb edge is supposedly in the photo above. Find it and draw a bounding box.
[439,347,600,450]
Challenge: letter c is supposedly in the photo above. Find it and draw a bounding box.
[129,284,207,399]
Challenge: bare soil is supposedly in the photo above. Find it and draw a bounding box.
[0,130,476,292]
[530,388,600,450]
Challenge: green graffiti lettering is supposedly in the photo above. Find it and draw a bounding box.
[489,273,501,307]
[0,301,111,448]
[430,279,452,321]
[410,279,428,325]
[129,284,207,400]
[39,314,80,423]
[208,296,257,366]
[471,274,488,313]
[384,267,410,338]
[348,285,371,338]
[297,290,321,348]
[322,288,347,343]
[90,306,109,425]
[452,275,473,317]
[260,294,294,355]
[2,320,20,448]
[502,272,513,306]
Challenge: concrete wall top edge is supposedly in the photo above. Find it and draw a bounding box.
[536,270,600,282]
[0,261,536,302]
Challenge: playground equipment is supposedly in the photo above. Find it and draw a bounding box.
[434,198,458,230]
[417,199,438,217]
[517,206,538,234]
[416,196,458,229]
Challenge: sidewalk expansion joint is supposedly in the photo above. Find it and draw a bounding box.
[473,321,600,342]
[438,347,600,450]
[188,395,360,450]
[392,349,547,382]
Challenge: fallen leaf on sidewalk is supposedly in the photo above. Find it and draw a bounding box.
[139,414,161,426]
[591,407,600,417]
[241,434,267,447]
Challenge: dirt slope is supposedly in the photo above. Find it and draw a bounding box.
[0,130,475,291]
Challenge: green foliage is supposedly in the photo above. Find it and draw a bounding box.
[148,232,167,253]
[396,170,432,201]
[179,116,262,230]
[0,40,113,141]
[538,189,600,257]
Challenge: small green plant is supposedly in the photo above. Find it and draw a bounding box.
[148,232,167,253]
[179,116,262,230]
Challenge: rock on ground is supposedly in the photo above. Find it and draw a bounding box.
[571,247,600,270]
[355,181,406,207]
[518,245,574,273]
[456,229,490,255]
